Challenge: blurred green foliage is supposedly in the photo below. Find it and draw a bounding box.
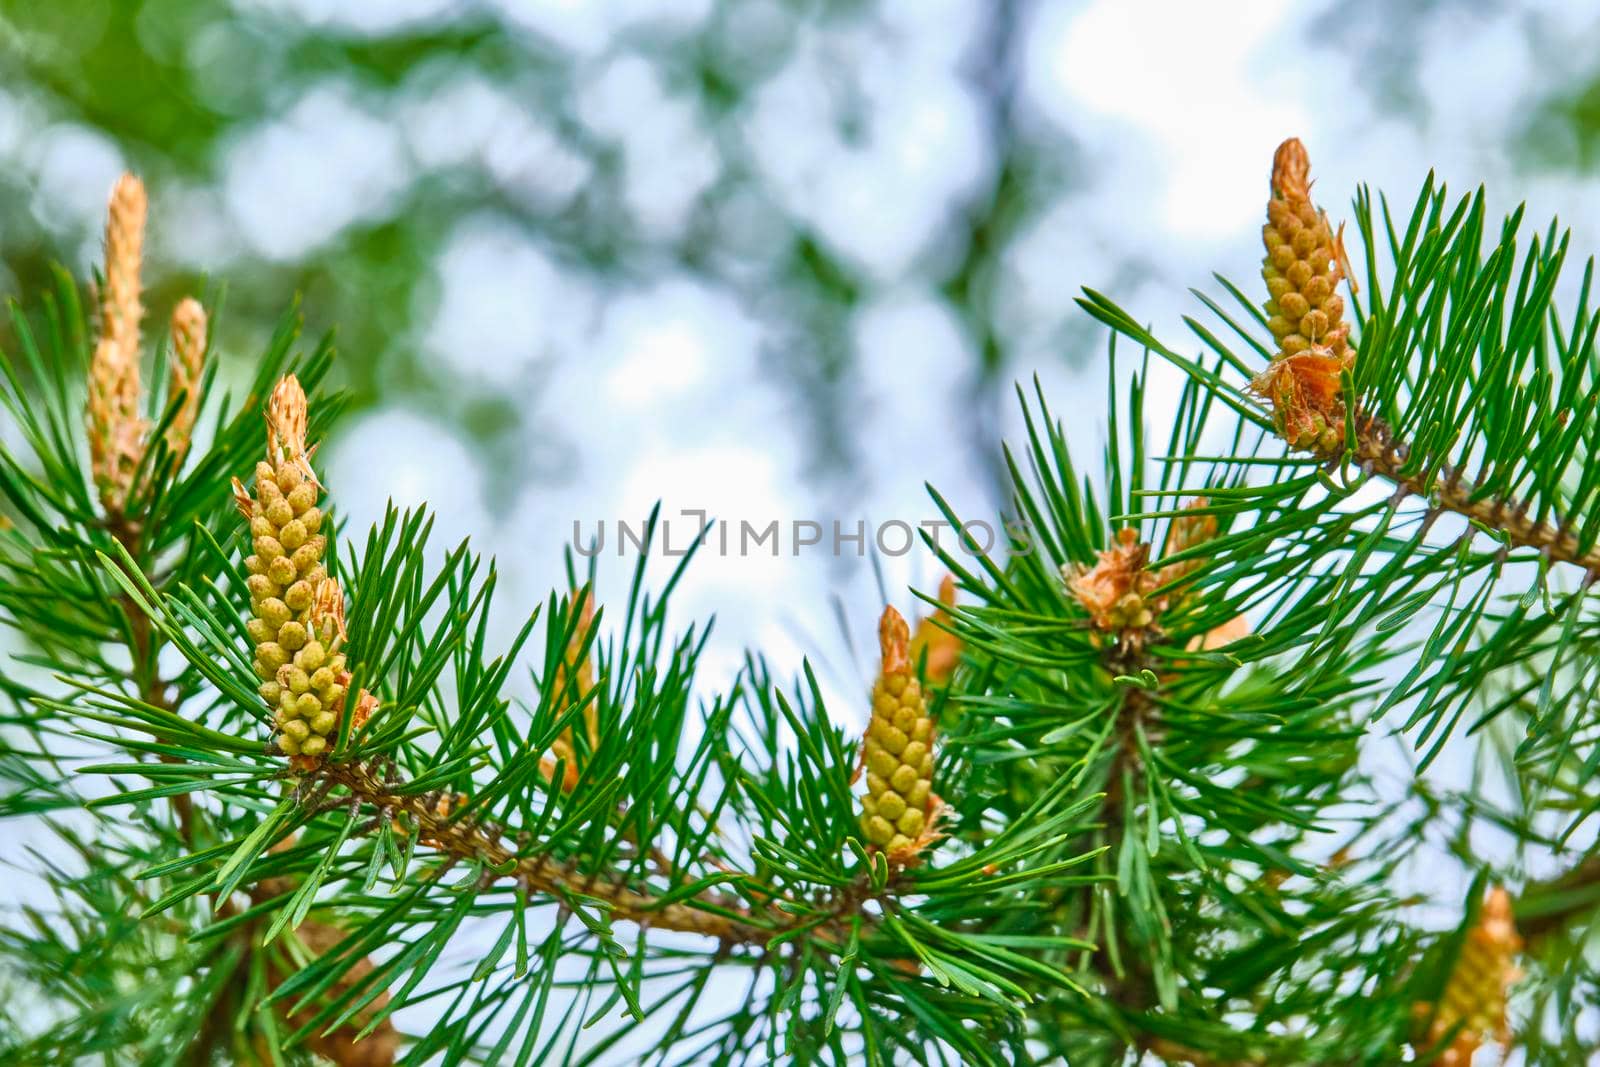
[0,0,1061,506]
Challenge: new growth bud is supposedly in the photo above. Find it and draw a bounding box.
[859,606,942,863]
[83,174,213,509]
[1155,499,1217,592]
[165,297,207,465]
[102,174,147,353]
[87,174,149,511]
[1151,499,1252,652]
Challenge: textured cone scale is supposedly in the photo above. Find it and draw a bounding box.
[859,606,941,862]
[239,375,349,762]
[1422,887,1522,1067]
[102,174,147,354]
[909,574,962,685]
[86,174,150,511]
[1249,138,1355,455]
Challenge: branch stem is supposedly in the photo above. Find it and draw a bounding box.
[1355,416,1600,575]
[314,760,865,952]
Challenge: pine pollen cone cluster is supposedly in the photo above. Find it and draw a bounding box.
[85,173,210,512]
[1250,138,1355,456]
[859,606,942,862]
[1421,887,1523,1067]
[1067,502,1248,652]
[235,375,371,764]
[1067,528,1158,636]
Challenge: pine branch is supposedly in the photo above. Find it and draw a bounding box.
[9,137,1598,1064]
[1078,140,1600,785]
[307,756,876,951]
[1069,538,1282,1067]
[1353,413,1600,577]
[0,174,398,1066]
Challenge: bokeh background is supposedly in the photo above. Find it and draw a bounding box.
[5,0,1600,1058]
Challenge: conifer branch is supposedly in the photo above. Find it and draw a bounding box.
[10,130,1600,1065]
[1282,139,1600,578]
[75,179,397,1067]
[304,757,878,951]
[1063,520,1235,1063]
[1353,415,1600,576]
